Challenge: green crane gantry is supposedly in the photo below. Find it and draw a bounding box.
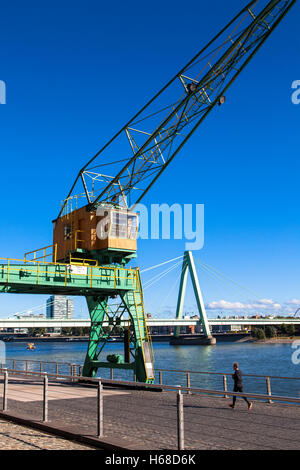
[0,0,296,382]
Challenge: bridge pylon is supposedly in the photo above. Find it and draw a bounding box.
[170,251,216,345]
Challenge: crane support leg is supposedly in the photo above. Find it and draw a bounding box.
[82,295,108,377]
[82,272,155,382]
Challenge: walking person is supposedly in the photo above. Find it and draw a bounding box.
[229,362,253,410]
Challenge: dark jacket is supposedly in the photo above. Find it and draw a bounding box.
[232,369,243,389]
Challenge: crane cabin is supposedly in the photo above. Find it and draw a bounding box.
[53,204,139,266]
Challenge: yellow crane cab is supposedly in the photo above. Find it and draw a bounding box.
[53,204,139,265]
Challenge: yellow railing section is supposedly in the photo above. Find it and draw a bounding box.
[0,257,137,288]
[60,194,88,218]
[133,269,155,381]
[73,230,85,250]
[137,271,155,367]
[24,244,58,264]
[68,256,98,267]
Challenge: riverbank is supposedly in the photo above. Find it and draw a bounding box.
[0,333,250,343]
[2,333,300,344]
[251,336,300,344]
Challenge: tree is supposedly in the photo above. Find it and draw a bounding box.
[265,326,276,338]
[62,327,72,336]
[286,324,295,336]
[256,328,266,340]
[251,327,266,340]
[280,324,288,335]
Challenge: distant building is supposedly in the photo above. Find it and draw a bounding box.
[46,296,74,320]
[13,313,45,319]
[5,313,46,334]
[149,325,173,335]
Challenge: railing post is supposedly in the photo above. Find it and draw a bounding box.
[70,364,76,382]
[40,361,43,374]
[43,373,48,422]
[186,372,191,395]
[159,370,163,385]
[265,377,273,404]
[223,374,228,398]
[78,365,82,377]
[69,363,74,380]
[3,369,8,411]
[55,363,59,377]
[25,360,28,373]
[177,390,184,450]
[110,368,114,380]
[97,381,103,438]
[12,360,15,371]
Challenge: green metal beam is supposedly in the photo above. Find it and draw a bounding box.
[0,261,155,383]
[0,262,137,296]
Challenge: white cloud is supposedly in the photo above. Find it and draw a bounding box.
[207,300,252,310]
[256,299,276,305]
[285,299,300,306]
[206,299,282,311]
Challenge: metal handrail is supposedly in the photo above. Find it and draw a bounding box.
[24,244,58,264]
[1,367,300,405]
[155,367,300,381]
[5,358,300,381]
[0,258,137,288]
[2,358,299,405]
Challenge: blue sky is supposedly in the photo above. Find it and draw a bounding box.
[0,0,299,318]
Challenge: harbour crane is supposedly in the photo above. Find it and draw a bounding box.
[0,0,296,382]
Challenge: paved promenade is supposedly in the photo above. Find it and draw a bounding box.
[0,418,95,450]
[1,375,300,450]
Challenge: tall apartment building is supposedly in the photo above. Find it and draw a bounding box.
[46,295,74,320]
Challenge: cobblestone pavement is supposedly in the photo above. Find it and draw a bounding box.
[0,418,95,450]
[2,376,300,450]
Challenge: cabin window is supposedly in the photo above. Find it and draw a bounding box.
[64,224,72,240]
[127,214,138,239]
[110,211,138,239]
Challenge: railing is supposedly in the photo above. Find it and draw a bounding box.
[24,244,58,264]
[73,229,85,251]
[155,367,300,402]
[2,358,82,378]
[68,256,98,266]
[1,366,300,450]
[0,257,138,289]
[2,358,300,404]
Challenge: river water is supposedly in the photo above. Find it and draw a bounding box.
[3,340,300,398]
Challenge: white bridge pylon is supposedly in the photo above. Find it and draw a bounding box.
[174,251,212,339]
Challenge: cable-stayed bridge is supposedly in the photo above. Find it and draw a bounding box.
[0,317,299,329]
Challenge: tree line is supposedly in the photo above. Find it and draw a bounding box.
[251,324,297,340]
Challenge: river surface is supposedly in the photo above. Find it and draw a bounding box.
[3,340,300,398]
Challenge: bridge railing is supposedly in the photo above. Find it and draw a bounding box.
[1,366,300,450]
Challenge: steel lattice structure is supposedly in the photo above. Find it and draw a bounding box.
[58,0,296,218]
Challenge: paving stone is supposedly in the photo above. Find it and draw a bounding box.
[0,419,95,450]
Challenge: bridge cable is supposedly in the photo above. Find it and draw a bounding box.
[193,255,262,299]
[140,255,183,274]
[143,260,183,290]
